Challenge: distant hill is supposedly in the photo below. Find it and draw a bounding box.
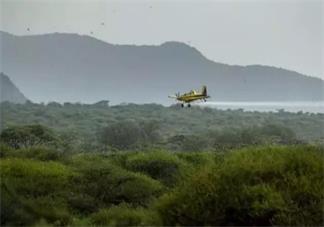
[1,31,323,104]
[0,72,27,104]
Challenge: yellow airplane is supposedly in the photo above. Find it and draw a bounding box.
[169,85,210,107]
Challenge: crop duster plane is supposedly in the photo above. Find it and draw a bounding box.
[169,86,210,107]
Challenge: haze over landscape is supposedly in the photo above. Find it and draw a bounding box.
[1,0,323,105]
[2,0,322,79]
[1,31,323,104]
[1,1,324,226]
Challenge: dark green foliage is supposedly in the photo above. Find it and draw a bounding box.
[91,204,162,226]
[68,155,164,213]
[166,134,211,151]
[1,145,323,226]
[1,102,323,152]
[0,124,59,149]
[0,146,67,161]
[260,123,297,143]
[100,121,144,150]
[155,145,324,226]
[176,151,220,166]
[124,151,189,186]
[0,102,323,226]
[0,143,13,157]
[140,120,162,145]
[0,158,73,226]
[212,124,299,151]
[99,120,161,150]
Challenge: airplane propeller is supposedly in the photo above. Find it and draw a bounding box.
[168,92,181,99]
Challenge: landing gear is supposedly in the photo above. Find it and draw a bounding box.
[179,103,191,108]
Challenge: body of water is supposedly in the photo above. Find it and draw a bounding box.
[199,102,324,113]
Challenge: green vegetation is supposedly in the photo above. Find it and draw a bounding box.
[156,146,324,226]
[1,102,323,226]
[1,102,323,152]
[0,124,58,149]
[1,145,323,226]
[123,151,189,186]
[68,155,164,210]
[1,158,73,226]
[91,204,162,226]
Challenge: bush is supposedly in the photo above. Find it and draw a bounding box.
[124,151,189,186]
[176,152,219,167]
[155,145,324,226]
[0,124,59,149]
[68,155,164,213]
[166,135,211,151]
[0,158,74,226]
[0,143,13,157]
[99,120,162,150]
[260,123,297,144]
[100,121,142,150]
[91,204,162,226]
[0,146,67,161]
[212,124,298,151]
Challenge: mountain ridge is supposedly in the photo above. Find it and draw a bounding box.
[1,31,320,78]
[1,31,323,104]
[0,72,28,104]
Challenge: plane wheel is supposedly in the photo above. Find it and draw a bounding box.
[187,104,191,108]
[181,103,184,108]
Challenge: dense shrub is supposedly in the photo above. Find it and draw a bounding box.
[0,146,67,161]
[259,123,298,144]
[1,144,323,226]
[166,135,211,151]
[0,158,73,226]
[155,146,324,226]
[124,151,189,186]
[212,124,298,150]
[91,204,162,226]
[99,120,161,150]
[0,143,13,157]
[68,155,164,213]
[176,151,220,167]
[100,121,143,150]
[2,103,322,152]
[0,124,59,149]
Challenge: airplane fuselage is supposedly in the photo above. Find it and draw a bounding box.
[177,94,208,103]
[169,85,210,107]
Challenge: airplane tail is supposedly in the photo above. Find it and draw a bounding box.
[202,85,207,96]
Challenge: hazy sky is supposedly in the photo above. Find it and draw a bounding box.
[1,0,323,79]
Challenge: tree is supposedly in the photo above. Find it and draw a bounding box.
[0,124,58,149]
[100,121,143,150]
[140,120,161,145]
[99,120,162,150]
